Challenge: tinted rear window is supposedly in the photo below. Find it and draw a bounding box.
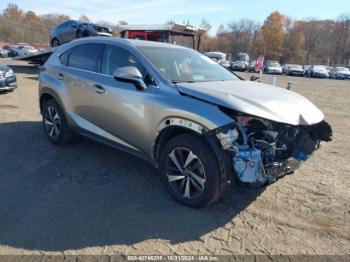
[68,43,101,72]
[59,50,70,66]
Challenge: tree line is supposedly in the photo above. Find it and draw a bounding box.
[200,12,350,66]
[0,3,349,66]
[0,3,114,46]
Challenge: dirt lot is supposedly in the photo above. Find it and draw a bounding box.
[0,58,349,255]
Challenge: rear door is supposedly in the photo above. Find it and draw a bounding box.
[60,43,102,124]
[65,21,78,42]
[56,22,69,43]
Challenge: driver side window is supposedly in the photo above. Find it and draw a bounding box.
[100,45,156,86]
[101,45,144,76]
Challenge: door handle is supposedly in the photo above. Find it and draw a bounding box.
[93,84,106,94]
[57,72,64,80]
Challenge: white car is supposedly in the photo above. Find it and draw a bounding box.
[265,61,282,74]
[15,45,38,57]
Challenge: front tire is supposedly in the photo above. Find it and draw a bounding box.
[42,99,76,145]
[159,134,222,208]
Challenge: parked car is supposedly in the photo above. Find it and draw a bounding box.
[205,52,230,69]
[50,20,112,47]
[306,65,329,78]
[0,48,9,58]
[230,52,249,71]
[303,65,311,76]
[248,60,257,72]
[39,37,332,207]
[2,45,17,57]
[0,64,17,92]
[282,64,290,75]
[322,65,331,74]
[283,64,304,76]
[14,45,38,57]
[329,67,350,80]
[264,61,282,74]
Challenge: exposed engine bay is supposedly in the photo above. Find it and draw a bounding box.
[215,110,332,187]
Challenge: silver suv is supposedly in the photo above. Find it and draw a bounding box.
[39,37,332,207]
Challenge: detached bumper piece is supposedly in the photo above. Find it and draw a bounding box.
[233,149,301,186]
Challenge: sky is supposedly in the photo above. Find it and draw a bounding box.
[1,0,349,33]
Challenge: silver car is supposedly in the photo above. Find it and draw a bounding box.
[39,37,332,207]
[0,64,17,92]
[329,67,350,80]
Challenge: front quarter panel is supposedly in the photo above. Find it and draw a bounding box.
[148,86,233,160]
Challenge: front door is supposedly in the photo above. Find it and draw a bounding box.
[90,44,158,155]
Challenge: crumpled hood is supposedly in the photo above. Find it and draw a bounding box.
[176,80,324,126]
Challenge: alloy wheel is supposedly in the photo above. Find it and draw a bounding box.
[44,106,61,139]
[165,147,206,199]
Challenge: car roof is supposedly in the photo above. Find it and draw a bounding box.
[67,36,189,50]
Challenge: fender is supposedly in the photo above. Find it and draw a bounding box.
[39,86,65,114]
[153,117,234,193]
[156,117,209,135]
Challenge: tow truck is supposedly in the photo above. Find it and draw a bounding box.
[16,23,206,65]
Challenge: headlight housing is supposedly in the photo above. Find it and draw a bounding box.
[5,68,14,77]
[216,128,239,150]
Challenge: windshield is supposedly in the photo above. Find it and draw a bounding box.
[235,53,249,61]
[138,46,238,83]
[269,62,280,67]
[290,64,302,69]
[314,66,326,71]
[336,67,349,72]
[25,46,35,50]
[206,52,226,61]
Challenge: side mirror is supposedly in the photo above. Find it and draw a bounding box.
[250,75,260,82]
[113,66,147,90]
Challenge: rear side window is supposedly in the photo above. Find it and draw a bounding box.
[59,50,70,66]
[68,43,101,72]
[57,22,67,30]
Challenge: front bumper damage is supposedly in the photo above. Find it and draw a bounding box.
[208,119,332,187]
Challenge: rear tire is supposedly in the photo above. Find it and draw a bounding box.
[42,99,76,145]
[159,133,223,208]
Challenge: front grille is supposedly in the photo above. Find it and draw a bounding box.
[0,72,5,78]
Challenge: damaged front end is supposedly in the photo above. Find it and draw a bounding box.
[211,112,332,187]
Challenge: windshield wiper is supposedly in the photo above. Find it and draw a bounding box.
[171,80,195,84]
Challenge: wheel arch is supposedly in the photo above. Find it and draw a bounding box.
[153,118,209,166]
[39,88,65,115]
[153,118,234,198]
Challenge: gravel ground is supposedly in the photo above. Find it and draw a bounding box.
[0,58,349,255]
